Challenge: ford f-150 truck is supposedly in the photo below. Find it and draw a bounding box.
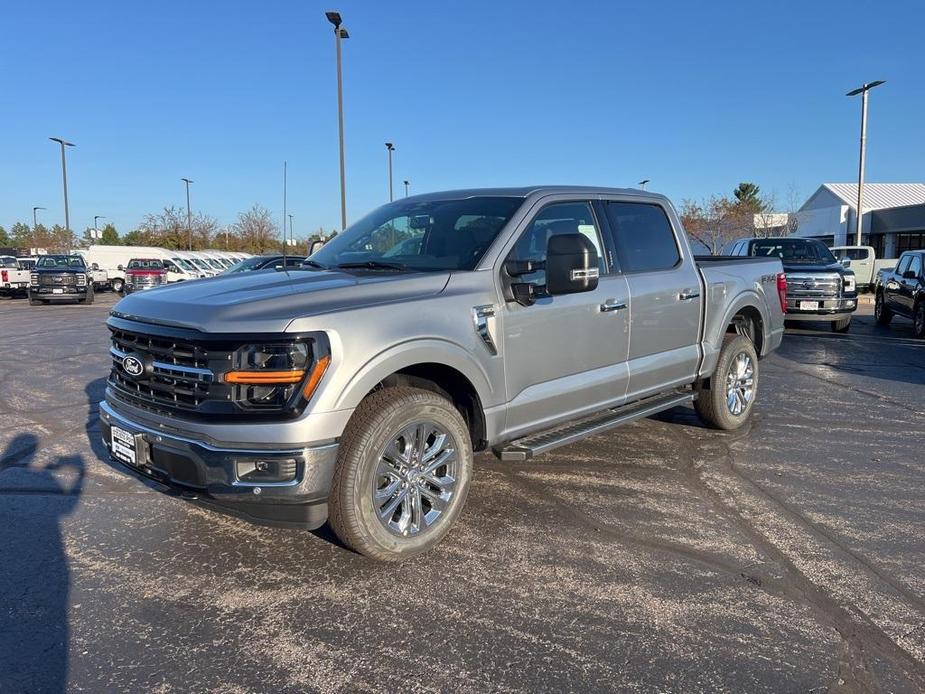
[725,236,857,332]
[100,186,785,560]
[874,250,925,338]
[0,256,31,297]
[28,254,94,305]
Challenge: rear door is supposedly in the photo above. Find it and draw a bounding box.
[888,254,912,315]
[500,200,631,436]
[602,200,702,401]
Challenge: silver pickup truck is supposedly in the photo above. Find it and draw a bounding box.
[100,186,785,560]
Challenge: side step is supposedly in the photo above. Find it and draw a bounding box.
[493,391,694,462]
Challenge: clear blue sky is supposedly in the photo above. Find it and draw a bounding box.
[2,0,923,237]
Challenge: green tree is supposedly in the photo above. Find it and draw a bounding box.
[733,182,764,212]
[0,226,9,246]
[100,223,120,245]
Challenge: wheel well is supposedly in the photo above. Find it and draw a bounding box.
[372,363,487,451]
[727,306,764,355]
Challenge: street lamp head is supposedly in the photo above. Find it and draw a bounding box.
[404,180,409,186]
[385,142,394,151]
[846,80,886,97]
[33,206,46,212]
[325,11,342,28]
[49,137,75,147]
[181,177,193,184]
[638,179,650,186]
[337,27,349,39]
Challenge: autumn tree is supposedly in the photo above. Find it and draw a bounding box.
[133,206,220,250]
[229,204,279,253]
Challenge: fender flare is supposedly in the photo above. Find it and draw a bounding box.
[332,338,497,412]
[711,289,772,353]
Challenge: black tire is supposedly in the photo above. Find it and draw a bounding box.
[914,302,925,340]
[695,334,759,431]
[328,386,473,561]
[28,295,42,306]
[83,287,95,305]
[875,292,893,326]
[111,278,124,293]
[831,317,851,333]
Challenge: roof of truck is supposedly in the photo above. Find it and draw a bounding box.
[401,186,663,202]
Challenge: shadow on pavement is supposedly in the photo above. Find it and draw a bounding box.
[0,434,85,692]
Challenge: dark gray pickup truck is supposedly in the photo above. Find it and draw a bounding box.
[101,187,785,560]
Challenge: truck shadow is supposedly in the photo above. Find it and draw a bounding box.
[0,436,85,692]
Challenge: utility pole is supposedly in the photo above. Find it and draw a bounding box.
[49,137,75,247]
[846,80,886,246]
[181,178,194,250]
[385,142,395,201]
[94,215,105,241]
[326,11,350,230]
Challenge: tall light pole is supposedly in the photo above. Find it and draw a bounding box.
[385,142,395,202]
[32,206,45,253]
[638,179,650,190]
[49,137,75,244]
[846,80,886,247]
[181,178,194,250]
[404,180,410,197]
[94,215,105,241]
[288,214,294,247]
[326,11,349,230]
[283,160,288,252]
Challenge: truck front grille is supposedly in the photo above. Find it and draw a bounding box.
[785,273,840,299]
[108,327,232,415]
[128,274,164,288]
[39,273,76,286]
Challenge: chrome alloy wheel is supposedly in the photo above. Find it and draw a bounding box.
[725,352,755,416]
[373,422,458,537]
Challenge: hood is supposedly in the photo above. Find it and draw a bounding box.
[111,268,451,333]
[781,260,849,275]
[34,266,86,274]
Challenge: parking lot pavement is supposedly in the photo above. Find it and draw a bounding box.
[1,293,923,692]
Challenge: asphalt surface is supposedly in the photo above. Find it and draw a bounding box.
[1,292,923,693]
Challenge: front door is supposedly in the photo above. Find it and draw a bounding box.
[500,200,631,438]
[601,200,702,401]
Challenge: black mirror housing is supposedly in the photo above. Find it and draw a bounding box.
[545,233,599,295]
[903,270,917,280]
[309,240,325,255]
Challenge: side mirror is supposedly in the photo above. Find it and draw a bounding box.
[91,263,99,271]
[840,258,851,268]
[902,270,917,280]
[545,233,600,295]
[117,264,123,271]
[309,240,325,255]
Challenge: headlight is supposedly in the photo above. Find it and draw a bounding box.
[76,274,87,286]
[224,341,330,411]
[30,273,39,286]
[843,274,856,292]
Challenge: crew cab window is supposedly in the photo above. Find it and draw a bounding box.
[605,202,680,272]
[128,259,164,269]
[908,255,922,279]
[507,202,605,285]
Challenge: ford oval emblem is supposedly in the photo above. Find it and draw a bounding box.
[802,280,814,290]
[121,354,145,379]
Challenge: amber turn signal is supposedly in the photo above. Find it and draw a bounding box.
[303,355,331,399]
[224,370,306,385]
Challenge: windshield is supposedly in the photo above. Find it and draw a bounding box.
[310,196,524,272]
[0,256,17,269]
[171,257,196,271]
[750,239,836,264]
[128,259,164,269]
[206,258,224,269]
[37,255,86,269]
[191,258,211,271]
[224,256,276,273]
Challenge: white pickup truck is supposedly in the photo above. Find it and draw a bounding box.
[0,256,31,298]
[830,245,897,291]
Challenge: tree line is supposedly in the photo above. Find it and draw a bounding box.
[0,204,337,254]
[679,182,801,255]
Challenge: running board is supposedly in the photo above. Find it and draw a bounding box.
[493,391,694,462]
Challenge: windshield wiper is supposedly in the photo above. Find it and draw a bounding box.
[335,261,409,272]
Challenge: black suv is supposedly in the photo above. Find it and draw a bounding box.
[874,250,925,338]
[725,237,857,332]
[28,255,94,306]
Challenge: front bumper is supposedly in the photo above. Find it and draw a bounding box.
[99,399,339,528]
[30,286,89,298]
[785,296,857,320]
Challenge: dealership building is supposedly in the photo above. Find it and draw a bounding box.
[795,183,925,258]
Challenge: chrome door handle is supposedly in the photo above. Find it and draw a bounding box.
[678,289,700,301]
[600,299,627,313]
